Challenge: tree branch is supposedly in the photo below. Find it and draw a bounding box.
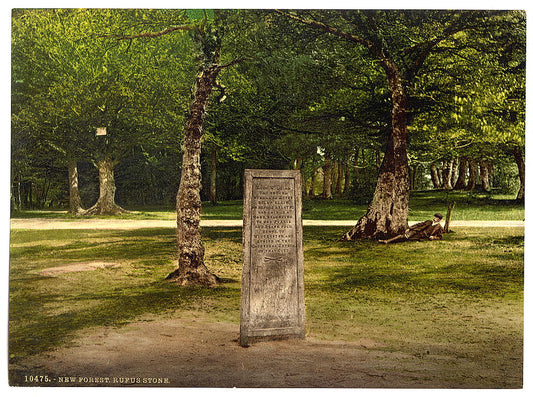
[104,25,195,40]
[274,10,374,50]
[217,58,244,70]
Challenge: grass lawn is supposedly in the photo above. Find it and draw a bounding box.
[9,225,523,387]
[10,190,525,221]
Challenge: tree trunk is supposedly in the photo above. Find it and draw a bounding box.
[351,147,359,192]
[343,63,409,240]
[67,158,84,215]
[166,64,221,286]
[83,157,128,215]
[409,163,417,190]
[322,153,333,199]
[450,157,458,188]
[294,157,307,195]
[335,160,344,196]
[444,201,456,233]
[442,159,453,190]
[454,157,468,190]
[430,163,441,189]
[209,146,217,205]
[465,158,478,191]
[513,146,525,202]
[479,160,491,192]
[309,168,317,198]
[343,159,351,196]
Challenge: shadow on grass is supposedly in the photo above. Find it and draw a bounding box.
[9,227,245,363]
[309,232,524,296]
[9,280,240,362]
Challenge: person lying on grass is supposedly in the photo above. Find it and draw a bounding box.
[378,213,444,244]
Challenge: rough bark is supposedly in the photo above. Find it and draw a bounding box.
[343,62,409,240]
[454,157,468,190]
[67,157,84,215]
[166,65,221,287]
[513,146,525,202]
[83,158,128,215]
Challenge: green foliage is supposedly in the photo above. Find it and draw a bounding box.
[10,9,527,209]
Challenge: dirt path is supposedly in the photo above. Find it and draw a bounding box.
[9,218,525,230]
[12,315,515,388]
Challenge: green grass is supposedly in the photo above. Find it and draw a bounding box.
[9,225,523,383]
[11,191,524,221]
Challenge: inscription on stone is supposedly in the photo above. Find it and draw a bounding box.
[240,169,305,346]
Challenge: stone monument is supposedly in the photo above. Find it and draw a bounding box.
[240,169,305,346]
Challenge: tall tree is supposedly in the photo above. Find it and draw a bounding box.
[111,10,240,285]
[277,10,507,239]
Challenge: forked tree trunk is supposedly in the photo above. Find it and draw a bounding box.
[343,63,409,240]
[454,157,468,190]
[166,64,221,286]
[83,158,128,215]
[513,146,525,202]
[67,157,84,215]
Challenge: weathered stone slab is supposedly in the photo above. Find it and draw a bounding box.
[240,169,305,346]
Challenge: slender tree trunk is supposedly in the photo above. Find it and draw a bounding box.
[479,160,491,192]
[335,160,344,196]
[322,153,333,199]
[83,157,128,215]
[343,159,351,196]
[444,201,456,233]
[351,147,360,192]
[513,146,525,202]
[67,157,84,215]
[343,63,409,240]
[466,158,478,191]
[166,64,221,286]
[209,146,217,205]
[409,163,417,190]
[442,159,453,190]
[450,157,458,188]
[430,163,441,189]
[454,157,468,190]
[309,168,317,198]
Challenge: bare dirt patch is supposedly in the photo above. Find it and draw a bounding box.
[38,262,121,277]
[12,316,521,388]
